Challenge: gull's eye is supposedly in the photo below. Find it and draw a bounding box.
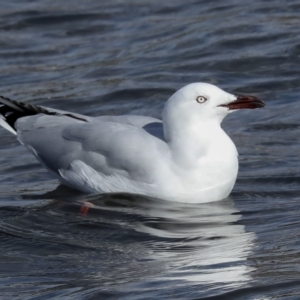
[196,96,207,104]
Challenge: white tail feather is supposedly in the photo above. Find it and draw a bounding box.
[0,115,16,135]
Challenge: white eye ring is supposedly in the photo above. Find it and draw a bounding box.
[196,96,207,103]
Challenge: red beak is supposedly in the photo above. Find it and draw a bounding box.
[219,95,265,110]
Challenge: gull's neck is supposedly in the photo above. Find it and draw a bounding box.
[162,114,236,168]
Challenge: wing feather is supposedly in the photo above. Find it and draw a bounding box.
[16,115,169,184]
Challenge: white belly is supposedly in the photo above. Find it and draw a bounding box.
[57,156,238,204]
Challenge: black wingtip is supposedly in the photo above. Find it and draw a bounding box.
[0,95,48,130]
[0,95,87,132]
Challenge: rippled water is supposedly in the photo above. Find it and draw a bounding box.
[1,0,300,299]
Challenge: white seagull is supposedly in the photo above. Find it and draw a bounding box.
[0,83,264,203]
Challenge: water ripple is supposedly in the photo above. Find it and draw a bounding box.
[0,0,300,299]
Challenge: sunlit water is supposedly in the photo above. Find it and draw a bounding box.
[1,0,300,299]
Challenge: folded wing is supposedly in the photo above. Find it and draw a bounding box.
[16,114,169,189]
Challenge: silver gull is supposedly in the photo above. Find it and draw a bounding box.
[0,83,264,203]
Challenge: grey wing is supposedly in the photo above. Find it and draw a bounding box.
[96,115,165,141]
[16,115,85,172]
[95,115,161,127]
[16,115,169,183]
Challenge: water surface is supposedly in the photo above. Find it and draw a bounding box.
[1,0,300,299]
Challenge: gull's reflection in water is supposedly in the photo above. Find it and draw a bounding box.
[129,196,255,287]
[73,192,255,289]
[16,187,255,297]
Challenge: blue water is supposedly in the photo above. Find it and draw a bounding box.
[1,0,300,299]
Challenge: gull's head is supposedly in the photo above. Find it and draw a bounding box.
[163,82,265,125]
